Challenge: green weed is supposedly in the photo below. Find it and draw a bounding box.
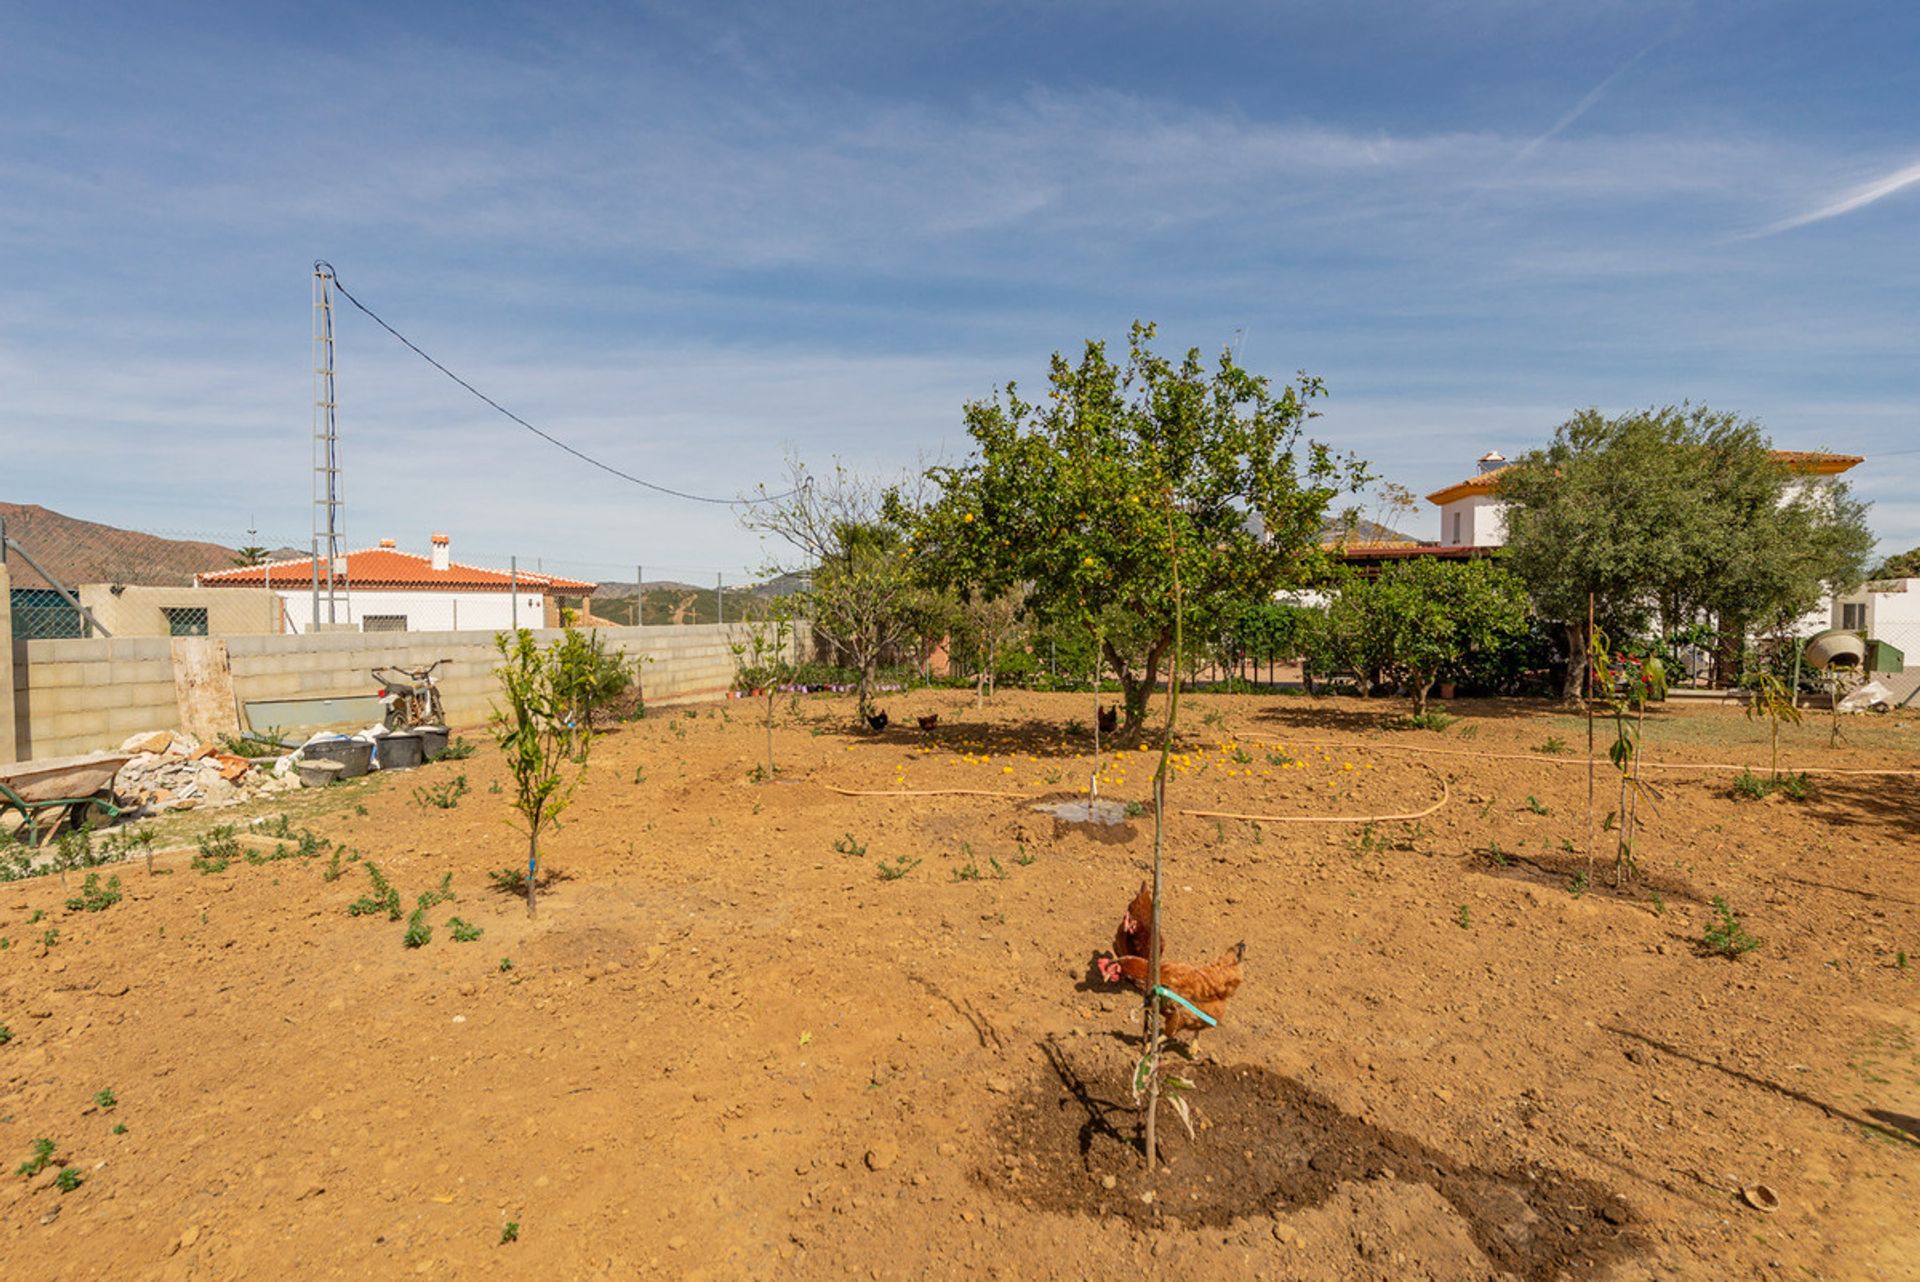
[403,895,433,948]
[832,832,867,857]
[1456,904,1470,929]
[65,872,122,913]
[1013,845,1035,867]
[1703,896,1760,958]
[876,856,921,881]
[1649,890,1666,915]
[1404,710,1456,732]
[413,775,470,810]
[1525,795,1550,816]
[1535,736,1570,755]
[438,737,477,761]
[93,1088,116,1111]
[500,1221,520,1244]
[191,825,241,874]
[55,1167,82,1193]
[40,928,58,948]
[15,1137,56,1177]
[26,910,43,925]
[111,1123,126,1135]
[1567,870,1589,898]
[348,862,402,920]
[0,1025,10,1045]
[449,917,483,943]
[1455,722,1479,740]
[1731,770,1768,801]
[499,957,514,972]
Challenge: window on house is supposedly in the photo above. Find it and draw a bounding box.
[1451,511,1463,545]
[163,607,209,637]
[1841,603,1866,631]
[363,615,408,632]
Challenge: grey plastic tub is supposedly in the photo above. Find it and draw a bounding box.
[300,737,374,778]
[416,726,450,760]
[378,733,426,771]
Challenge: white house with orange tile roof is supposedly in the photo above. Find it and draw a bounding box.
[195,534,595,634]
[1425,449,1865,549]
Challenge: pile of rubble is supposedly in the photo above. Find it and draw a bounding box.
[115,731,304,814]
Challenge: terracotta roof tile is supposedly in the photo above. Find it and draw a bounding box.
[196,547,595,592]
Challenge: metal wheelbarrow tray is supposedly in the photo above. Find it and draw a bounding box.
[0,752,133,845]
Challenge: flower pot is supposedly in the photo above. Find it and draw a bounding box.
[1437,683,1457,700]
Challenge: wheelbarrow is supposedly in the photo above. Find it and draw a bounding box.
[0,752,132,846]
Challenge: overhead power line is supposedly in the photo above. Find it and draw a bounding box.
[316,260,800,506]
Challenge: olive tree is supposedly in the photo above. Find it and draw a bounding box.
[903,322,1368,739]
[1499,406,1872,698]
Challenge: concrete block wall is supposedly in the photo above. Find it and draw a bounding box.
[7,622,797,762]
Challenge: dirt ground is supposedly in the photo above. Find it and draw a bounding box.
[2,690,1916,1281]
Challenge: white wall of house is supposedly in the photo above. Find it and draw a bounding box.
[1437,495,1507,547]
[276,588,547,634]
[1830,577,1920,650]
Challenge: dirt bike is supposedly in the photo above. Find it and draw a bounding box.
[373,659,448,730]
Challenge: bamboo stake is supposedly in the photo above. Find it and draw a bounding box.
[1144,494,1184,1171]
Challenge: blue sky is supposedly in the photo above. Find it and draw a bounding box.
[4,1,1917,583]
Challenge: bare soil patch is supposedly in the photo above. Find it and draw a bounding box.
[0,691,1914,1280]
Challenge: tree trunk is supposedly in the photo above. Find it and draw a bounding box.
[1562,622,1588,703]
[1412,677,1432,715]
[857,656,877,721]
[1105,632,1171,743]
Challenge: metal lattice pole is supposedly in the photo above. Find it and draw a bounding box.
[312,262,347,627]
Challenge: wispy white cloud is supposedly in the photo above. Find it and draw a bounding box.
[1750,158,1920,237]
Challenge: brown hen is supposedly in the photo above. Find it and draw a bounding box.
[1099,942,1246,1037]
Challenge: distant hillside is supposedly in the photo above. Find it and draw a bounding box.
[588,575,788,626]
[0,503,246,589]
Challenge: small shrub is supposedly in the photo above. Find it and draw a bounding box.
[65,873,122,913]
[1535,735,1570,755]
[55,1167,83,1193]
[1123,800,1147,819]
[876,856,921,881]
[438,737,477,761]
[1404,710,1456,732]
[449,917,483,943]
[1777,772,1811,801]
[1731,770,1768,801]
[1703,896,1760,958]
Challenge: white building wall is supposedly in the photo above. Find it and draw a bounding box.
[1438,496,1508,547]
[275,589,546,634]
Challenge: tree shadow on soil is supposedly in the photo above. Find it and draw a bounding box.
[1249,696,1556,737]
[817,717,1214,761]
[1795,773,1920,844]
[1467,847,1699,906]
[1603,1027,1920,1151]
[986,1038,1636,1281]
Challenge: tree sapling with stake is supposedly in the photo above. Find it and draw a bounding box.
[490,629,582,918]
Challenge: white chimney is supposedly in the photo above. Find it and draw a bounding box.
[1476,451,1507,474]
[431,533,450,572]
